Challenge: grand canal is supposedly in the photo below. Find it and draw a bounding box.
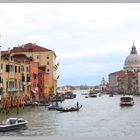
[1,90,140,137]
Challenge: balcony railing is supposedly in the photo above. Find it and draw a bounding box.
[7,88,19,92]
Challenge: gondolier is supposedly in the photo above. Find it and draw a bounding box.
[77,102,79,108]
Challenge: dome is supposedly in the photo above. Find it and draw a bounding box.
[124,43,140,71]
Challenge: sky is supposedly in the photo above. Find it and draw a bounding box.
[0,3,140,86]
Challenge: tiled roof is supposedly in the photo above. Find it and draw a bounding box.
[10,43,52,53]
[1,51,8,55]
[109,70,125,76]
[109,70,136,78]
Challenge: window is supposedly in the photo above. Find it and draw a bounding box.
[18,67,20,73]
[21,66,24,72]
[47,56,49,59]
[22,74,25,82]
[26,66,29,71]
[40,80,42,86]
[47,62,49,65]
[47,69,49,72]
[15,66,17,73]
[10,56,13,61]
[1,64,3,69]
[6,65,10,72]
[37,56,39,59]
[27,75,30,82]
[33,73,37,79]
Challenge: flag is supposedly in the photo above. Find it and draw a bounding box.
[57,74,60,79]
[57,62,59,66]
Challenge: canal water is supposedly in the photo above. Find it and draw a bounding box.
[0,90,140,137]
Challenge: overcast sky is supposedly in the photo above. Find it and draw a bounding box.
[0,3,140,86]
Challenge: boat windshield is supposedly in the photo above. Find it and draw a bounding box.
[17,119,25,123]
[121,97,133,102]
[5,119,17,125]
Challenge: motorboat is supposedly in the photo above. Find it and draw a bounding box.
[85,96,88,98]
[48,103,62,110]
[120,95,134,106]
[0,118,28,132]
[88,90,100,97]
[109,93,113,97]
[64,91,76,99]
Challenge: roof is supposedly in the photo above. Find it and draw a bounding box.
[10,43,52,53]
[109,70,136,78]
[109,70,125,76]
[1,43,57,57]
[120,95,134,99]
[1,51,8,55]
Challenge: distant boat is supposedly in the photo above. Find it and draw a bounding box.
[120,95,134,106]
[64,91,76,99]
[81,93,89,95]
[88,90,101,97]
[56,105,82,112]
[0,118,28,132]
[48,103,62,110]
[109,94,113,97]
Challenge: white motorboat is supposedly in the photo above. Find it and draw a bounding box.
[0,118,28,132]
[120,95,134,106]
[88,90,101,97]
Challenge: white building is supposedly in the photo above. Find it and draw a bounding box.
[99,77,108,92]
[124,42,140,72]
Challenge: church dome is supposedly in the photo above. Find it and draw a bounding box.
[124,43,140,71]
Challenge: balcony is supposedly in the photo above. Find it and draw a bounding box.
[7,88,19,92]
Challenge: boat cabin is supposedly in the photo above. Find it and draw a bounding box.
[3,118,26,125]
[120,96,134,106]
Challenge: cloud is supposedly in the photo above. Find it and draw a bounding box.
[0,3,140,86]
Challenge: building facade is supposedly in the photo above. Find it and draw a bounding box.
[0,42,57,106]
[38,66,49,101]
[109,43,139,94]
[3,43,57,95]
[99,77,108,92]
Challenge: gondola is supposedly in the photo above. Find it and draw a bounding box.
[56,105,82,112]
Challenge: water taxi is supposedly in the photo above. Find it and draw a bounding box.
[0,118,28,132]
[88,90,101,97]
[120,95,134,106]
